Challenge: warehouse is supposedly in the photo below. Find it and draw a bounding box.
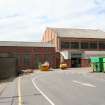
[42,27,105,68]
[0,41,56,78]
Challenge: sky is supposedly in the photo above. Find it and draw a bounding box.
[0,0,105,42]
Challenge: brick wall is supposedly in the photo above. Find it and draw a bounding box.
[81,59,90,67]
[0,46,56,69]
[64,59,71,68]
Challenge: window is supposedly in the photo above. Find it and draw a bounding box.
[61,42,69,49]
[89,42,97,49]
[23,54,30,65]
[34,54,42,68]
[99,42,105,49]
[81,42,89,49]
[13,53,20,65]
[71,42,79,49]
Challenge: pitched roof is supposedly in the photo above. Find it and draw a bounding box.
[0,41,54,47]
[49,27,105,39]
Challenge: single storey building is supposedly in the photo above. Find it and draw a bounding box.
[0,41,56,70]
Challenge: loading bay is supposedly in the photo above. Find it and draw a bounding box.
[0,68,105,105]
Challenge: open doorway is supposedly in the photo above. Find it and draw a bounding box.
[71,58,81,68]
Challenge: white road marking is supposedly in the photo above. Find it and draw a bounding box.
[32,78,55,105]
[73,80,96,87]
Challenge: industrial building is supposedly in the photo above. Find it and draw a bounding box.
[42,27,105,68]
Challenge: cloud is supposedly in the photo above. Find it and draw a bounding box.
[0,0,105,41]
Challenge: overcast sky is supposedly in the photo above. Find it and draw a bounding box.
[0,0,105,42]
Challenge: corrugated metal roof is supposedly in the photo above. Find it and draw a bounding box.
[49,27,105,39]
[0,41,54,47]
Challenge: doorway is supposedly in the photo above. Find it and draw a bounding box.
[71,58,81,68]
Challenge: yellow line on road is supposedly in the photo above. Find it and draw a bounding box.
[18,77,22,105]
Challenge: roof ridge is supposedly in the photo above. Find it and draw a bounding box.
[0,41,50,43]
[47,27,103,31]
[0,41,54,47]
[46,27,105,39]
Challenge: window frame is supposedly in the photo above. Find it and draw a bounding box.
[89,41,97,49]
[61,41,70,49]
[81,42,89,49]
[70,42,79,49]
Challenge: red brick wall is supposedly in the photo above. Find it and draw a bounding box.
[42,28,58,51]
[42,28,55,43]
[81,59,90,67]
[64,59,71,68]
[55,52,60,68]
[0,46,56,69]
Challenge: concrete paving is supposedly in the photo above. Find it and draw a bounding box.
[0,78,18,105]
[0,83,7,95]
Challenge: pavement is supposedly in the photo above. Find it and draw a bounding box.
[0,83,7,95]
[0,68,105,105]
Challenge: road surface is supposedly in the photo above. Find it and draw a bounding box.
[0,68,105,105]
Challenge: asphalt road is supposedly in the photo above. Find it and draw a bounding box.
[0,69,105,105]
